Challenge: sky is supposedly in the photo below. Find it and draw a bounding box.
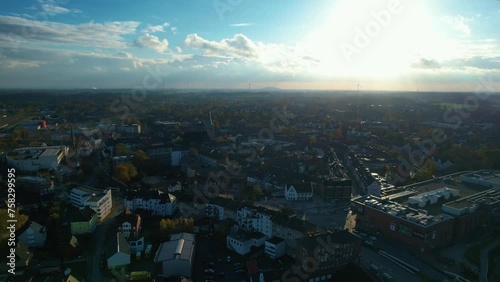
[0,0,499,91]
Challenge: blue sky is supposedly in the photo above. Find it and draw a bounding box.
[0,0,499,91]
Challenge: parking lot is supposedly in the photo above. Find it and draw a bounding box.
[193,234,250,282]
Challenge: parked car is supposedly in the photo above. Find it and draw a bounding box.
[227,256,231,262]
[370,236,377,241]
[205,269,215,273]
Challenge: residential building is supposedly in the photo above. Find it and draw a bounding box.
[285,182,313,201]
[107,233,131,269]
[70,186,112,222]
[125,190,177,216]
[154,233,196,278]
[117,210,145,254]
[205,196,241,221]
[226,231,267,255]
[271,213,317,253]
[67,206,98,235]
[18,221,47,247]
[295,230,362,272]
[17,176,53,195]
[265,237,286,259]
[237,205,273,239]
[117,210,141,238]
[6,146,68,172]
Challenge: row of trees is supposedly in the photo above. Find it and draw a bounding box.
[113,148,162,183]
[158,218,195,240]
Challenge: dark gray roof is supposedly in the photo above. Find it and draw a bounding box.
[270,213,316,233]
[295,230,360,251]
[154,233,195,263]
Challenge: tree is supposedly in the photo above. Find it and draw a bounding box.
[133,150,150,172]
[114,163,138,183]
[115,143,130,156]
[160,218,176,235]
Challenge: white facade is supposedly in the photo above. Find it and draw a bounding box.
[70,187,113,222]
[6,146,68,172]
[284,183,313,201]
[237,207,273,239]
[265,238,286,259]
[125,192,177,216]
[129,237,145,254]
[226,232,267,255]
[206,204,225,220]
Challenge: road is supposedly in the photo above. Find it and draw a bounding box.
[360,247,421,282]
[86,193,124,282]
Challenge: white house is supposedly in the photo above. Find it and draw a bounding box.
[70,186,112,222]
[226,231,267,255]
[237,206,273,239]
[265,237,286,259]
[18,221,47,248]
[107,233,131,269]
[125,190,177,216]
[284,182,313,201]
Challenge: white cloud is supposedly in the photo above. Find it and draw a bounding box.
[37,0,81,16]
[141,22,170,33]
[0,16,140,48]
[185,33,259,60]
[93,66,103,72]
[175,46,182,53]
[133,33,169,53]
[120,67,131,71]
[4,59,43,69]
[184,33,319,74]
[115,51,133,58]
[171,26,177,34]
[230,23,255,27]
[443,15,472,36]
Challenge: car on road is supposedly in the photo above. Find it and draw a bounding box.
[370,236,377,241]
[227,255,231,262]
[360,232,367,236]
[204,269,215,273]
[365,240,374,246]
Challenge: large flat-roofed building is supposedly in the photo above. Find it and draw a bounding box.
[352,195,456,251]
[460,170,500,188]
[226,231,267,255]
[70,186,113,222]
[6,146,68,172]
[154,233,195,278]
